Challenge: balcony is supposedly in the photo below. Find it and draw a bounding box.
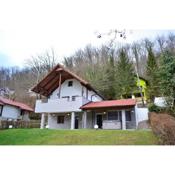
[35,97,90,113]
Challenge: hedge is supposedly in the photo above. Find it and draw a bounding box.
[149,112,175,145]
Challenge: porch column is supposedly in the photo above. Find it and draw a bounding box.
[47,113,51,128]
[121,110,126,130]
[71,112,75,130]
[40,113,45,129]
[82,111,87,129]
[135,106,138,128]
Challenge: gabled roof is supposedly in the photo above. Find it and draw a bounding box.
[0,97,33,112]
[80,99,136,110]
[31,64,103,98]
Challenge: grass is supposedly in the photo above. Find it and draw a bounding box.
[0,129,158,145]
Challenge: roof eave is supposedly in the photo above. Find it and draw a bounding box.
[81,104,136,110]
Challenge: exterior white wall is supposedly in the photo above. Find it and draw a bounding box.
[48,114,71,129]
[103,121,121,129]
[50,79,82,99]
[1,105,20,119]
[87,90,103,102]
[35,97,90,113]
[48,112,84,129]
[135,106,149,124]
[0,105,30,120]
[49,78,102,102]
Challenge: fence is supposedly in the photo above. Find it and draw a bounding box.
[0,120,41,129]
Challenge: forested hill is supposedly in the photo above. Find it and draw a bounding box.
[0,33,175,107]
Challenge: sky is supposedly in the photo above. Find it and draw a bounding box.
[0,0,175,67]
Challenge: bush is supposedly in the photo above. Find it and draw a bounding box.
[148,103,175,117]
[148,103,163,113]
[29,113,41,120]
[149,112,175,145]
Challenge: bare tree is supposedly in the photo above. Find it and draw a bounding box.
[156,35,166,53]
[25,48,58,84]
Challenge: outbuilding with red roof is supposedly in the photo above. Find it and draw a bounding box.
[0,97,33,120]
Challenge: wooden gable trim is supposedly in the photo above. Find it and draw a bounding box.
[58,72,62,98]
[31,63,104,98]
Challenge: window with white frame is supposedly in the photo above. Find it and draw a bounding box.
[107,111,122,120]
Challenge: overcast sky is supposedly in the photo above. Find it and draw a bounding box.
[0,0,175,67]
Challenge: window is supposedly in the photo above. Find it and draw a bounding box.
[57,116,64,124]
[68,81,73,87]
[71,95,79,101]
[108,111,122,121]
[62,96,70,101]
[126,111,132,121]
[20,110,25,116]
[108,111,119,120]
[72,96,76,101]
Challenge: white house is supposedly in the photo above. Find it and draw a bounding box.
[0,97,33,120]
[32,64,148,130]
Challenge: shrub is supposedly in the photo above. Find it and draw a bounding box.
[149,112,175,145]
[29,113,41,120]
[148,103,163,113]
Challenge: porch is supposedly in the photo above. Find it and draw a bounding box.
[40,112,93,130]
[40,108,136,130]
[80,99,137,130]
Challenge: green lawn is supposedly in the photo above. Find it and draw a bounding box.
[0,129,158,145]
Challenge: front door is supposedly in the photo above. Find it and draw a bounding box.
[96,114,103,129]
[75,116,79,129]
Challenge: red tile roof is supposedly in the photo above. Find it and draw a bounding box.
[0,97,33,112]
[81,99,136,110]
